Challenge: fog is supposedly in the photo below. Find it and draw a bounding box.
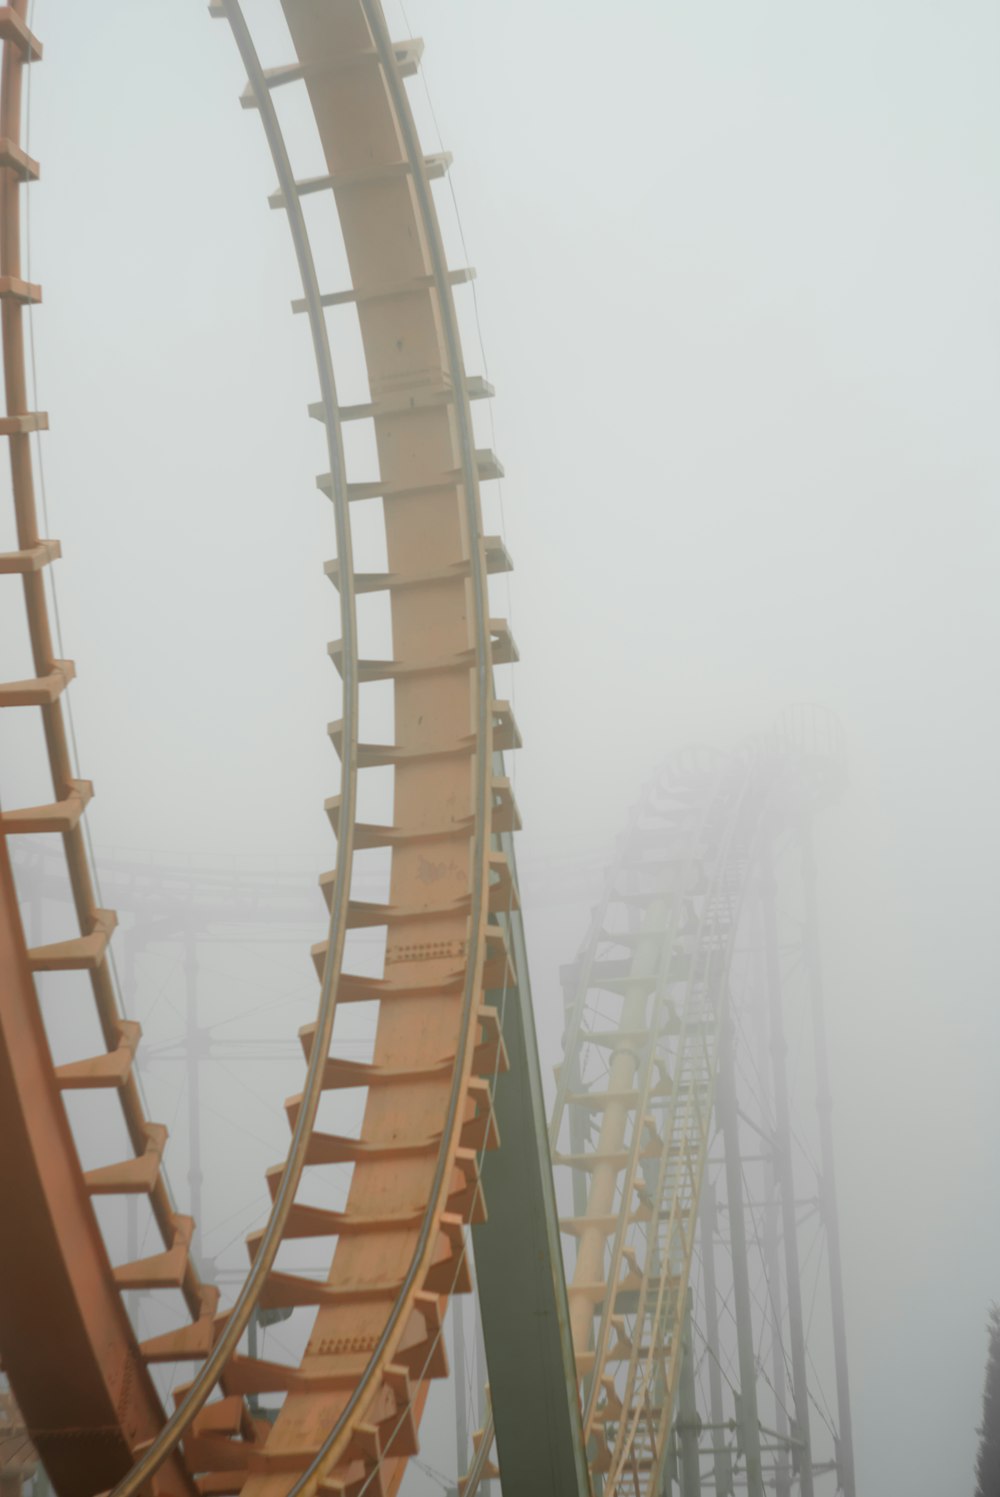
[1,2,998,1493]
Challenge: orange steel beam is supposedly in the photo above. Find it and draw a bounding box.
[1,2,519,1490]
[237,6,498,1489]
[0,4,208,1490]
[471,837,591,1497]
[0,837,191,1497]
[112,3,513,1492]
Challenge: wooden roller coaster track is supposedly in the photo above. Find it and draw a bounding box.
[0,7,855,1497]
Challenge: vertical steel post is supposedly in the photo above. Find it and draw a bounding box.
[677,1290,702,1497]
[799,823,856,1497]
[475,818,591,1497]
[698,1179,734,1497]
[454,1299,469,1482]
[561,960,591,1223]
[762,1148,791,1497]
[754,918,791,1497]
[716,1015,764,1497]
[760,854,813,1496]
[474,1308,492,1495]
[247,1312,260,1418]
[124,928,139,1329]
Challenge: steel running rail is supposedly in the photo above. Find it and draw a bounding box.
[0,5,208,1489]
[0,0,517,1492]
[283,3,498,1487]
[120,0,513,1492]
[109,2,360,1488]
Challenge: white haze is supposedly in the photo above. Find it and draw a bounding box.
[0,2,997,1493]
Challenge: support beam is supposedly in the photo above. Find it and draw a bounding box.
[754,914,791,1497]
[716,1015,765,1497]
[760,856,813,1497]
[676,1291,701,1497]
[698,1180,734,1497]
[0,836,191,1495]
[474,824,590,1497]
[799,822,857,1497]
[560,959,591,1223]
[454,1299,469,1482]
[473,1304,493,1496]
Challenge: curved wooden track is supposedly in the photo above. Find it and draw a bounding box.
[0,3,517,1494]
[0,7,852,1496]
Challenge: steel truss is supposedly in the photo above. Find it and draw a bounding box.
[460,714,855,1497]
[550,714,855,1497]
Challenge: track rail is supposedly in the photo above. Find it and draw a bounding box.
[0,5,208,1489]
[1,2,517,1494]
[541,755,759,1494]
[0,9,851,1496]
[123,3,511,1491]
[462,753,759,1497]
[463,735,841,1497]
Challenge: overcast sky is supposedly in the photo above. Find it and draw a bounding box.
[3,2,999,1492]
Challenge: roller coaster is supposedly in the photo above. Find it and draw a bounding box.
[0,5,857,1495]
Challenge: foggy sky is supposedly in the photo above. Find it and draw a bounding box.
[2,2,998,1492]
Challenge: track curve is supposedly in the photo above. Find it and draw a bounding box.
[0,9,852,1497]
[0,3,516,1495]
[0,4,209,1489]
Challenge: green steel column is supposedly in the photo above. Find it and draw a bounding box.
[698,1180,734,1497]
[677,1291,702,1497]
[760,857,813,1497]
[560,958,592,1223]
[716,1015,765,1497]
[754,920,792,1497]
[799,822,857,1497]
[454,1302,469,1483]
[474,822,590,1497]
[475,1313,494,1496]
